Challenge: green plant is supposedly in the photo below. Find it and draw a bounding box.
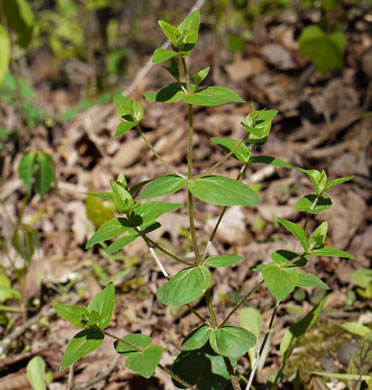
[55,10,355,389]
[0,149,56,316]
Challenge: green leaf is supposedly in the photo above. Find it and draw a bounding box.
[193,67,210,87]
[352,269,372,289]
[239,307,262,367]
[298,25,347,73]
[2,0,34,48]
[115,334,152,354]
[295,193,332,214]
[300,169,322,192]
[261,264,298,301]
[85,218,132,248]
[126,345,163,378]
[178,10,200,36]
[0,26,10,85]
[172,343,237,390]
[115,334,162,379]
[114,95,143,136]
[209,326,256,358]
[241,109,278,145]
[296,273,329,289]
[60,328,104,370]
[309,222,328,249]
[188,176,259,206]
[271,250,309,267]
[280,294,329,359]
[87,282,115,329]
[182,326,212,351]
[204,255,242,268]
[34,152,56,198]
[277,217,309,250]
[110,180,134,213]
[342,322,371,337]
[83,310,101,327]
[27,356,46,390]
[183,86,244,106]
[249,156,294,169]
[134,201,184,226]
[158,20,181,47]
[18,152,36,193]
[0,273,21,303]
[210,137,250,163]
[54,304,89,328]
[157,266,211,306]
[138,175,187,200]
[84,192,113,200]
[152,49,178,64]
[162,57,180,80]
[12,224,40,262]
[143,83,186,103]
[311,245,355,259]
[324,176,354,191]
[106,234,139,254]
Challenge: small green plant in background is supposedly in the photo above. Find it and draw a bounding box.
[0,149,56,316]
[55,10,358,390]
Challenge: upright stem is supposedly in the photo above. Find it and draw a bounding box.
[224,356,241,390]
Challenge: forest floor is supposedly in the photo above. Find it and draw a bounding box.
[0,1,371,389]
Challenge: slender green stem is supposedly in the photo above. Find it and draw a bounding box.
[104,330,143,353]
[105,330,197,389]
[136,229,194,267]
[205,289,218,328]
[181,57,191,93]
[188,190,202,264]
[158,364,198,390]
[135,124,183,177]
[224,356,241,390]
[221,280,264,327]
[195,135,249,179]
[0,305,22,313]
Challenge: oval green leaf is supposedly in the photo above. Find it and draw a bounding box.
[296,273,329,289]
[277,217,309,250]
[54,304,89,328]
[188,176,258,206]
[87,282,115,329]
[261,264,298,301]
[143,83,186,103]
[138,175,187,200]
[182,325,212,351]
[115,333,152,355]
[60,328,104,370]
[34,152,56,198]
[85,217,132,249]
[126,345,163,378]
[106,234,139,255]
[157,266,211,306]
[249,156,294,169]
[27,356,46,390]
[183,86,244,106]
[209,326,256,358]
[211,137,250,163]
[153,49,178,64]
[295,193,332,214]
[135,201,184,225]
[271,250,309,267]
[311,245,355,259]
[205,255,242,268]
[18,151,36,193]
[172,343,236,390]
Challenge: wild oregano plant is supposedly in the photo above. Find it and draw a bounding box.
[54,11,355,390]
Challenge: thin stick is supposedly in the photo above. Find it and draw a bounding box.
[245,302,279,390]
